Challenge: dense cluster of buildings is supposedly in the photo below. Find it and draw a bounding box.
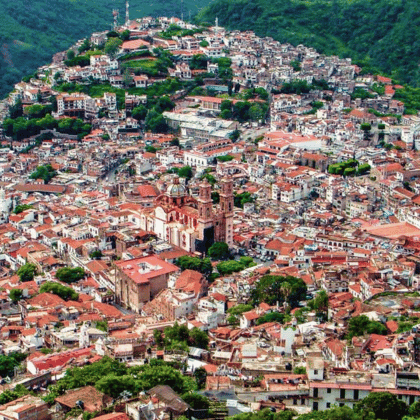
[2,12,420,420]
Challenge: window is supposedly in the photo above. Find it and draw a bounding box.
[293,399,297,406]
[340,389,346,399]
[326,403,331,409]
[354,390,359,400]
[327,388,331,394]
[313,402,318,411]
[314,369,318,375]
[313,388,318,398]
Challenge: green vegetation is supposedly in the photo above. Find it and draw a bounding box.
[182,392,210,409]
[39,281,79,301]
[250,275,307,308]
[216,256,256,275]
[44,356,197,403]
[154,322,209,350]
[17,263,37,282]
[3,109,91,141]
[90,250,103,260]
[95,320,108,332]
[0,353,26,378]
[256,312,287,325]
[198,0,420,87]
[216,155,234,162]
[328,159,370,177]
[227,392,413,420]
[30,164,56,184]
[347,315,387,340]
[1,0,216,98]
[234,192,254,208]
[169,165,193,180]
[227,304,254,316]
[159,24,203,40]
[9,289,23,303]
[220,99,268,123]
[176,256,213,277]
[208,242,230,260]
[13,204,33,214]
[306,290,329,320]
[55,267,85,283]
[0,385,30,405]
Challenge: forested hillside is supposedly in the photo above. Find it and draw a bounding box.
[0,0,213,98]
[197,0,420,86]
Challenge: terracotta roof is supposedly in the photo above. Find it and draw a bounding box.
[55,386,111,412]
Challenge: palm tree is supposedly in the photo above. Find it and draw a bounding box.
[280,282,292,305]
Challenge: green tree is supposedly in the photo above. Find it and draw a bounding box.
[182,392,210,409]
[355,391,408,420]
[30,164,56,184]
[0,385,29,405]
[154,329,164,348]
[308,290,329,320]
[13,204,33,214]
[9,289,23,303]
[55,267,85,283]
[178,166,193,180]
[132,105,148,121]
[176,256,213,277]
[96,374,136,398]
[0,353,26,378]
[208,242,230,260]
[234,192,254,208]
[39,282,79,301]
[347,315,387,340]
[408,400,420,417]
[17,263,37,282]
[193,367,207,390]
[250,275,307,308]
[227,304,253,316]
[104,38,122,59]
[256,312,285,325]
[145,109,168,133]
[120,30,130,41]
[217,260,248,275]
[189,327,209,349]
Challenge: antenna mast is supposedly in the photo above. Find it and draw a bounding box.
[125,0,130,26]
[181,0,184,22]
[113,9,119,29]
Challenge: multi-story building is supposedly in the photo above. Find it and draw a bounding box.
[114,255,179,312]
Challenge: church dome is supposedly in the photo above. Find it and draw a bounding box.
[166,177,186,198]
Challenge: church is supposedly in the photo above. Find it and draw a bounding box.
[136,176,234,253]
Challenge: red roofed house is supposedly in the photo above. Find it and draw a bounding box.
[174,269,208,298]
[27,346,95,375]
[114,255,179,312]
[0,395,49,420]
[55,385,112,412]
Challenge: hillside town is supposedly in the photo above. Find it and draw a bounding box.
[2,9,420,420]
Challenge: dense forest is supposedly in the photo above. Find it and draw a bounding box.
[0,0,213,98]
[197,0,420,86]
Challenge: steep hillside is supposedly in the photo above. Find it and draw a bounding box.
[0,0,213,98]
[197,0,420,86]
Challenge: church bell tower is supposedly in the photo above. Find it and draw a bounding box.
[219,178,234,246]
[197,179,213,241]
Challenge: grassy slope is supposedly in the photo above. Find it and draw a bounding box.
[0,0,214,98]
[197,0,420,87]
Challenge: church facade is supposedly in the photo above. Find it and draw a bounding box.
[135,177,234,253]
